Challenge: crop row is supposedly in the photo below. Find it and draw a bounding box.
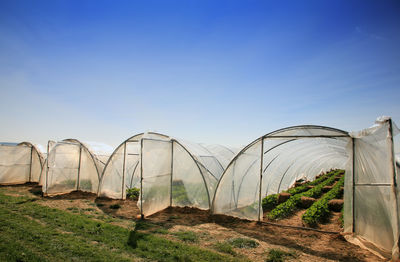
[262,170,340,211]
[301,175,345,227]
[267,170,342,220]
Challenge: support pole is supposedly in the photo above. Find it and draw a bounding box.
[77,145,82,190]
[352,137,356,233]
[45,141,50,194]
[140,139,144,219]
[28,146,33,182]
[258,137,265,222]
[121,142,127,199]
[388,119,400,255]
[170,141,174,207]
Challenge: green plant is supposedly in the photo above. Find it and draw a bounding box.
[214,242,236,255]
[228,238,259,248]
[339,207,344,228]
[268,171,341,220]
[266,248,296,262]
[262,170,337,211]
[302,176,345,227]
[262,194,278,210]
[67,207,79,213]
[134,220,153,230]
[126,187,140,200]
[151,228,169,234]
[173,231,198,242]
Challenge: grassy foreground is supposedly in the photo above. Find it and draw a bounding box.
[0,192,241,262]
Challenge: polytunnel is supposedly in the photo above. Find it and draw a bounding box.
[0,142,44,184]
[41,139,112,196]
[212,125,350,221]
[98,132,237,217]
[212,117,400,260]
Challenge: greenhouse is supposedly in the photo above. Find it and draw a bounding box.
[98,132,237,216]
[0,142,44,184]
[41,139,112,196]
[212,117,399,260]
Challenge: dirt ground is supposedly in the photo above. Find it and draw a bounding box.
[0,184,385,262]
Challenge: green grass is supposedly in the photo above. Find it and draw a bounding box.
[265,248,297,262]
[228,238,259,249]
[214,242,237,255]
[67,206,80,213]
[0,192,243,262]
[173,230,199,242]
[151,228,169,234]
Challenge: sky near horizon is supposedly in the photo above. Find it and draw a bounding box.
[0,0,399,149]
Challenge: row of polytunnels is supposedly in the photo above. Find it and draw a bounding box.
[1,117,399,259]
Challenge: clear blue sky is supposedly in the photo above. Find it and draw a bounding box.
[1,0,399,149]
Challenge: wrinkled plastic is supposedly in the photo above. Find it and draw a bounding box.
[41,139,111,195]
[213,126,350,221]
[344,118,400,259]
[98,132,237,216]
[0,142,44,184]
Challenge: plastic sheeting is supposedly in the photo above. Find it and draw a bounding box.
[344,117,400,260]
[41,139,111,195]
[0,142,44,184]
[212,126,350,221]
[98,132,236,216]
[213,119,400,260]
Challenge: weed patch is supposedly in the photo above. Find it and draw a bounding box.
[173,230,198,242]
[229,238,259,249]
[214,242,237,255]
[266,248,296,262]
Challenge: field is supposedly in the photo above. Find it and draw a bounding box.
[0,183,383,262]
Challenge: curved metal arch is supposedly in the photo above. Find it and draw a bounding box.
[99,132,215,209]
[128,160,140,189]
[271,140,348,193]
[215,144,237,155]
[62,139,103,181]
[41,138,105,194]
[233,140,298,204]
[99,132,170,193]
[211,137,262,212]
[263,125,350,138]
[212,124,350,213]
[172,139,212,209]
[276,149,347,193]
[204,144,237,156]
[18,142,45,170]
[101,132,169,178]
[196,144,225,176]
[17,141,45,183]
[261,138,345,191]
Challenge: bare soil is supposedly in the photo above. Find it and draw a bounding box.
[0,184,384,262]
